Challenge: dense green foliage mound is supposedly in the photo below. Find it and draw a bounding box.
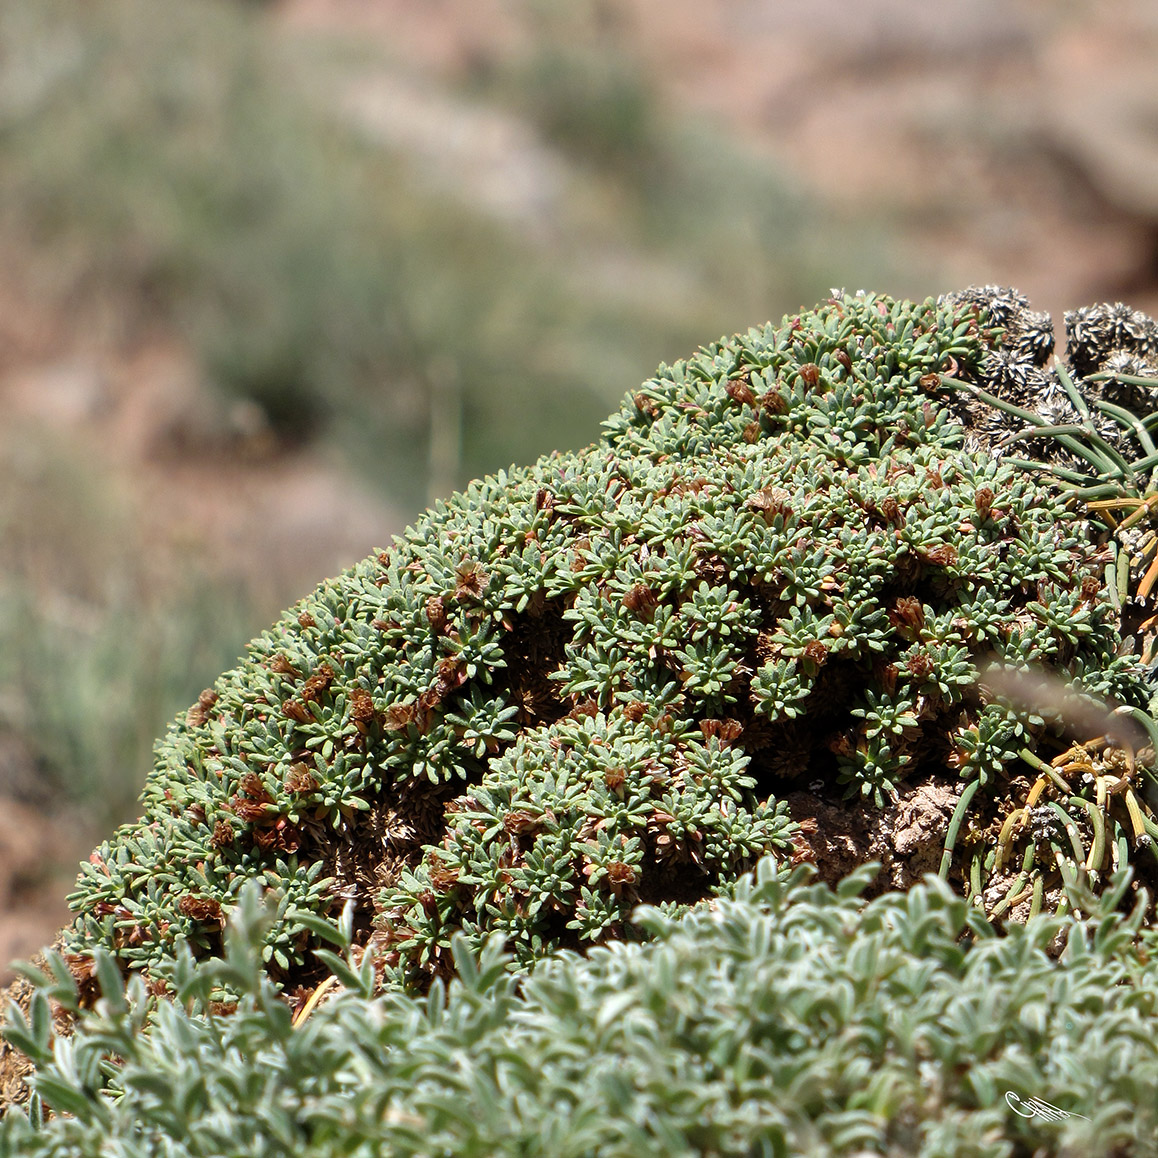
[62,291,1151,993]
[7,864,1158,1156]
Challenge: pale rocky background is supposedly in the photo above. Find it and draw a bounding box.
[2,0,1157,976]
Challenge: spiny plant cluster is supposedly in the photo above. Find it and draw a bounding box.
[941,287,1158,665]
[7,865,1158,1157]
[58,290,1156,998]
[923,286,1158,922]
[944,287,1158,471]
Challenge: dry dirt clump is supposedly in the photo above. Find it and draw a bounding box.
[3,291,1157,1106]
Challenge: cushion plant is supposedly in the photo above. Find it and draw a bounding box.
[6,287,1158,1153]
[55,289,1158,995]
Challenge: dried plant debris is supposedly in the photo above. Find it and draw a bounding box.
[60,291,1158,997]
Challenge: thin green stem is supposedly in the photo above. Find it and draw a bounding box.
[939,778,981,879]
[1105,558,1122,612]
[1055,363,1093,422]
[1029,872,1044,919]
[1125,449,1158,475]
[1017,747,1071,794]
[1120,706,1158,758]
[1069,795,1105,876]
[1046,800,1087,865]
[969,850,984,900]
[1072,480,1137,502]
[1086,370,1158,389]
[1094,399,1158,457]
[997,424,1125,478]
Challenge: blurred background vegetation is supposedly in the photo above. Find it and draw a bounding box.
[0,0,1155,948]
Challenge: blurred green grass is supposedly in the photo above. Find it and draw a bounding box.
[0,0,900,828]
[0,435,258,833]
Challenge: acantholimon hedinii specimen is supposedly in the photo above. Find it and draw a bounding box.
[49,290,1158,1003]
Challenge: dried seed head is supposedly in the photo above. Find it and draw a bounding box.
[827,730,855,758]
[801,640,828,668]
[209,819,235,849]
[284,761,319,794]
[760,390,789,415]
[605,861,637,886]
[453,561,486,602]
[889,596,925,633]
[724,376,757,407]
[634,392,660,419]
[745,486,792,522]
[603,766,627,790]
[300,664,335,703]
[699,718,743,743]
[233,799,273,823]
[918,543,958,567]
[503,810,542,835]
[622,583,659,621]
[252,820,302,854]
[348,686,377,724]
[238,772,271,800]
[383,701,418,732]
[798,363,821,388]
[185,688,218,727]
[426,853,460,892]
[425,595,448,633]
[178,895,223,924]
[435,656,466,686]
[282,698,312,723]
[974,487,995,520]
[877,496,902,526]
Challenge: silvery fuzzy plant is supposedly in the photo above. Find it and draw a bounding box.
[5,864,1158,1156]
[31,289,1158,1013]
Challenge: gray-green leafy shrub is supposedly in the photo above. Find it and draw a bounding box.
[7,864,1158,1156]
[61,291,1150,994]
